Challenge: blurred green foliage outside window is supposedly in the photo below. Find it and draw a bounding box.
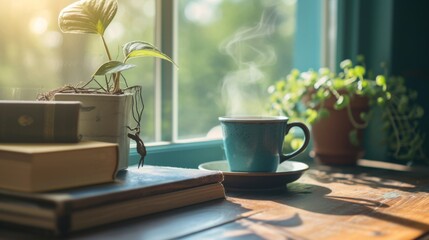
[0,0,296,142]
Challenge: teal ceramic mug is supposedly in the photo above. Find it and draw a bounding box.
[219,116,310,172]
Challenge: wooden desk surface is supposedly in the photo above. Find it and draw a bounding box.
[1,159,429,240]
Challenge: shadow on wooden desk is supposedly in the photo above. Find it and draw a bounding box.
[205,159,429,240]
[1,159,429,240]
[0,198,254,240]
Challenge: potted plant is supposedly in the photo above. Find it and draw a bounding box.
[268,58,427,165]
[40,0,176,170]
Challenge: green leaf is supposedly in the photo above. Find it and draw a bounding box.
[398,96,409,113]
[318,68,330,76]
[375,75,386,86]
[354,65,366,76]
[359,80,370,95]
[360,112,368,121]
[123,41,177,67]
[318,108,330,119]
[377,97,385,105]
[415,106,425,118]
[340,59,352,69]
[316,89,328,100]
[334,95,350,110]
[276,81,286,91]
[376,75,387,91]
[58,0,118,35]
[349,129,359,146]
[346,83,355,92]
[385,92,392,100]
[332,78,345,89]
[347,68,356,77]
[306,109,318,124]
[93,61,135,76]
[291,69,300,78]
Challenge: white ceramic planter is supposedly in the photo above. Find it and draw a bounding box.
[54,93,133,170]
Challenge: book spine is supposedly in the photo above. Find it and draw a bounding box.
[0,101,81,143]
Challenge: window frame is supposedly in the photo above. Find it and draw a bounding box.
[132,0,323,168]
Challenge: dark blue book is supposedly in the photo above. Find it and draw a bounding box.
[0,166,225,235]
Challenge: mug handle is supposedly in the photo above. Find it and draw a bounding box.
[280,122,310,163]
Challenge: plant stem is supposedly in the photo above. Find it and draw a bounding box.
[101,35,112,61]
[327,84,341,99]
[343,76,358,85]
[346,104,368,129]
[385,106,402,157]
[112,73,121,94]
[101,35,122,93]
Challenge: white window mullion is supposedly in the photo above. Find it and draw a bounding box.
[171,0,179,142]
[154,0,162,142]
[155,0,176,142]
[322,0,338,71]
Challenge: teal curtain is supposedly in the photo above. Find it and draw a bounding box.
[336,0,429,161]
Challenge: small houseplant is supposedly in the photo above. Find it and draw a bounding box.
[269,58,427,165]
[41,0,176,169]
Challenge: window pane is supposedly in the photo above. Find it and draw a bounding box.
[0,0,156,142]
[177,0,296,140]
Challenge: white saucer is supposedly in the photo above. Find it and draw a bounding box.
[198,160,309,191]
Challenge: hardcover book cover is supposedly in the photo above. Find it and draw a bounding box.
[0,100,81,143]
[0,141,119,192]
[0,166,225,235]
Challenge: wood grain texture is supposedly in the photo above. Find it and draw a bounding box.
[187,160,429,240]
[0,159,428,240]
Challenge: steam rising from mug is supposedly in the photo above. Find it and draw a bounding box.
[220,7,278,116]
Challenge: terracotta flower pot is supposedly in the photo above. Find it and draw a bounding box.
[311,94,369,165]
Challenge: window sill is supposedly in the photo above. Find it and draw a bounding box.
[129,138,225,168]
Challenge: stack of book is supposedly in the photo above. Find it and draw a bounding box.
[0,101,225,235]
[0,100,118,192]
